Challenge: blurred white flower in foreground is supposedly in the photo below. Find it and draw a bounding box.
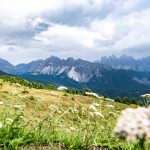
[114,107,150,142]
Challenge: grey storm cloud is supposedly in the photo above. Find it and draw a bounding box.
[0,0,150,64]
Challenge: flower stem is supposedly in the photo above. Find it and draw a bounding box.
[139,138,146,150]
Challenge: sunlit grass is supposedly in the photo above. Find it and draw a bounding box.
[0,79,146,149]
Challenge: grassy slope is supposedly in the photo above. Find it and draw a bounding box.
[0,79,139,150]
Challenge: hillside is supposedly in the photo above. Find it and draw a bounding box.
[0,78,138,149]
[0,58,15,74]
[0,70,7,75]
[20,69,150,99]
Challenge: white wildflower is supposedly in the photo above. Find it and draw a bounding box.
[141,94,150,106]
[15,83,21,87]
[105,105,115,108]
[92,103,100,107]
[114,107,150,142]
[141,94,150,99]
[57,86,68,91]
[89,105,97,112]
[85,92,100,99]
[21,105,26,108]
[94,111,104,118]
[0,122,2,128]
[5,118,13,125]
[101,125,105,130]
[0,101,4,105]
[90,111,104,118]
[13,105,21,110]
[108,112,115,116]
[70,127,76,132]
[89,112,94,118]
[48,105,58,110]
[105,98,114,102]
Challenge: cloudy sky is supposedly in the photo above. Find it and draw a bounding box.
[0,0,150,64]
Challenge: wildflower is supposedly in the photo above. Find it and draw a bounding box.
[0,101,4,105]
[0,122,2,128]
[89,105,97,112]
[105,105,115,108]
[141,94,150,106]
[94,111,104,118]
[70,127,76,132]
[85,92,100,99]
[105,98,114,102]
[5,118,13,125]
[108,112,115,116]
[57,110,62,114]
[21,105,26,108]
[57,86,68,91]
[141,94,150,99]
[13,104,21,110]
[101,125,105,130]
[92,103,100,107]
[114,107,150,142]
[48,105,58,110]
[90,111,104,118]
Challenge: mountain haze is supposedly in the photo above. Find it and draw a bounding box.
[0,58,15,74]
[100,55,150,72]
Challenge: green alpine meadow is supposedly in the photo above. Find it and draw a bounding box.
[0,0,150,149]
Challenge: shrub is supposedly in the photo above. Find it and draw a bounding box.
[71,96,75,101]
[22,89,29,94]
[63,93,68,96]
[29,96,35,100]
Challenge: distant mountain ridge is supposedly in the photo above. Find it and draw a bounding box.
[1,55,150,98]
[100,55,150,72]
[15,56,111,82]
[0,58,15,74]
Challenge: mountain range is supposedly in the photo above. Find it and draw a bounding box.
[1,55,150,99]
[100,55,150,72]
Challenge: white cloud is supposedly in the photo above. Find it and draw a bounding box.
[0,0,150,63]
[34,23,104,48]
